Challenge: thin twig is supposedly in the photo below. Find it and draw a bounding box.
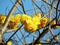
[56,1,60,24]
[18,0,26,14]
[2,1,19,34]
[16,33,23,44]
[10,0,23,14]
[32,0,44,15]
[42,0,60,11]
[48,0,55,37]
[6,24,23,43]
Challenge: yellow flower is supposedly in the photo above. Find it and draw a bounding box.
[32,14,41,25]
[8,14,21,29]
[21,14,27,24]
[7,41,12,45]
[55,35,59,41]
[50,21,56,26]
[50,21,59,29]
[35,13,41,19]
[21,14,38,32]
[38,17,48,28]
[24,22,38,32]
[53,25,59,29]
[36,44,43,45]
[21,14,32,25]
[46,38,49,42]
[10,16,15,22]
[0,15,6,24]
[41,20,46,27]
[13,24,18,29]
[38,24,42,28]
[41,17,48,23]
[8,21,18,29]
[15,14,21,24]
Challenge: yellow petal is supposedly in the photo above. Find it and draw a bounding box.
[36,42,43,45]
[24,22,38,32]
[21,14,32,24]
[10,16,15,22]
[15,14,21,24]
[46,38,49,42]
[7,41,12,45]
[35,13,41,19]
[50,21,56,26]
[53,26,59,29]
[32,16,40,25]
[55,35,59,41]
[41,17,48,23]
[0,15,6,24]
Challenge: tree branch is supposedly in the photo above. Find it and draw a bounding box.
[2,1,20,34]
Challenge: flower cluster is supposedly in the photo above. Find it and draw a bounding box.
[38,17,48,28]
[0,13,59,32]
[21,14,38,32]
[8,14,21,29]
[0,14,21,29]
[0,15,6,24]
[21,13,49,32]
[55,35,59,41]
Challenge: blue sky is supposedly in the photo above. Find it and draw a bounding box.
[0,0,60,45]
